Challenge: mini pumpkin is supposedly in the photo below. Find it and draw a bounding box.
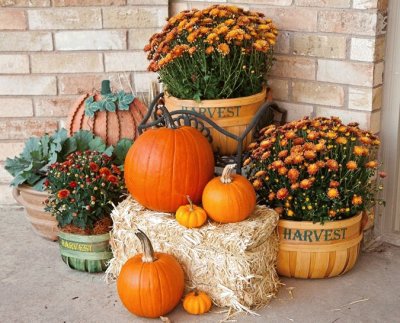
[176,195,208,228]
[202,164,256,223]
[117,229,185,318]
[183,290,212,315]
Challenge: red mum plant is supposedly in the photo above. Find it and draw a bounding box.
[245,117,385,223]
[45,151,126,232]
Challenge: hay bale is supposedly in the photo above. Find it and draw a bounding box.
[106,197,280,315]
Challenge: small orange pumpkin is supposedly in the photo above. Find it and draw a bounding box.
[183,290,212,315]
[202,164,256,223]
[176,195,208,228]
[117,229,185,318]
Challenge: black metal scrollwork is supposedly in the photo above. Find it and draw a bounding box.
[138,93,286,174]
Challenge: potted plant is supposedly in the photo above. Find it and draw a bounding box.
[45,150,126,273]
[245,117,385,279]
[5,129,132,241]
[144,5,277,155]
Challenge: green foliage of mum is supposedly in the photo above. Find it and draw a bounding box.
[158,42,274,101]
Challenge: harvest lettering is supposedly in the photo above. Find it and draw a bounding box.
[282,228,347,242]
[60,240,92,252]
[181,106,241,118]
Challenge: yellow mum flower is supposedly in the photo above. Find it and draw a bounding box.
[252,179,262,189]
[217,43,230,55]
[205,46,214,55]
[187,30,199,43]
[360,136,372,144]
[365,160,378,168]
[307,163,319,175]
[326,131,338,139]
[352,195,363,205]
[336,136,347,145]
[225,18,235,26]
[205,33,219,44]
[209,8,220,16]
[346,161,357,170]
[354,145,368,156]
[327,188,339,199]
[255,170,266,177]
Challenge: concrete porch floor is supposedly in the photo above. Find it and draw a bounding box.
[1,207,399,323]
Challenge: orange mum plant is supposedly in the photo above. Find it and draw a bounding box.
[245,117,385,223]
[144,5,277,101]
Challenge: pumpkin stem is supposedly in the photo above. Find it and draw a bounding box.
[186,195,194,212]
[158,106,177,129]
[220,164,236,184]
[101,80,112,95]
[135,229,156,263]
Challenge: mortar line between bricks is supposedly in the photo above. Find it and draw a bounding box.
[125,29,129,51]
[101,52,106,73]
[273,54,378,65]
[101,7,104,29]
[344,85,349,111]
[288,30,378,39]
[32,95,38,117]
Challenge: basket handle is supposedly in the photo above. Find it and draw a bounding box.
[361,211,369,232]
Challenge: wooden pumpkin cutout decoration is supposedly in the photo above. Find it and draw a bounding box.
[183,290,212,315]
[202,164,256,223]
[117,229,185,318]
[67,80,147,146]
[124,112,215,213]
[176,195,208,228]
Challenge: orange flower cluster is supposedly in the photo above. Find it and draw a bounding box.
[144,5,277,72]
[246,117,385,223]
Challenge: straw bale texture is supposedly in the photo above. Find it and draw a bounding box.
[106,197,280,314]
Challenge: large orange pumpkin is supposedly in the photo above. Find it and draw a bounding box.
[67,80,147,146]
[124,121,215,213]
[202,164,256,223]
[117,229,185,318]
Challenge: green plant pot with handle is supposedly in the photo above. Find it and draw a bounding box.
[58,231,113,273]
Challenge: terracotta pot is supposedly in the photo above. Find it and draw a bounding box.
[66,81,148,146]
[164,88,269,156]
[277,213,363,279]
[58,231,112,273]
[12,185,58,241]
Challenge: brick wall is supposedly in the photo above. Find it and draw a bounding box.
[0,0,387,205]
[0,0,168,204]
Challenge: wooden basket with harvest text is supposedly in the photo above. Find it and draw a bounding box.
[277,213,363,279]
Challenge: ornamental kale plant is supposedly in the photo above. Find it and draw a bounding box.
[4,129,68,190]
[5,129,133,191]
[45,151,126,230]
[245,117,385,223]
[145,5,277,101]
